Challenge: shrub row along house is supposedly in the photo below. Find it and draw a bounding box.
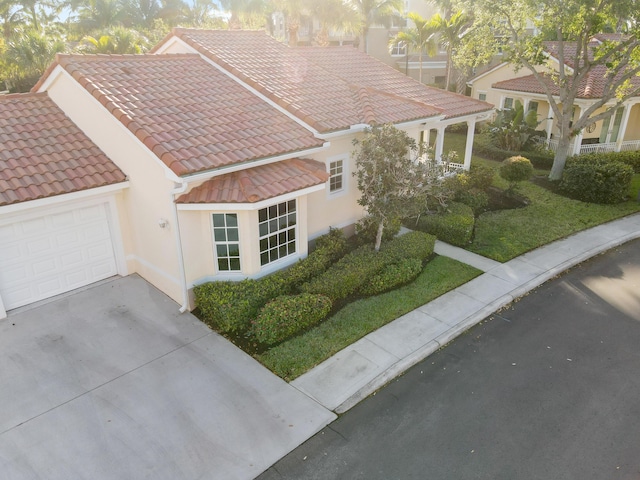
[468,34,640,156]
[0,29,492,318]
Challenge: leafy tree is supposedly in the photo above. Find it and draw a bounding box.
[462,0,640,180]
[220,0,265,29]
[392,12,436,83]
[182,0,222,27]
[349,0,402,53]
[270,0,307,46]
[352,124,446,251]
[1,0,24,38]
[74,0,125,33]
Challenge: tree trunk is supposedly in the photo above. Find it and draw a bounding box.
[549,136,572,181]
[419,52,423,83]
[374,220,384,252]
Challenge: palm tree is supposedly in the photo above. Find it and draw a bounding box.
[3,28,65,91]
[392,12,436,83]
[82,26,147,53]
[0,0,24,38]
[122,0,161,29]
[309,0,359,46]
[75,0,125,33]
[182,0,220,27]
[270,0,307,46]
[220,0,265,29]
[427,10,470,91]
[349,0,402,53]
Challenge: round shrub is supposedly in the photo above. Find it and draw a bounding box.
[499,156,534,186]
[359,258,424,296]
[252,294,332,345]
[416,202,475,246]
[559,157,634,204]
[468,164,495,190]
[380,231,436,263]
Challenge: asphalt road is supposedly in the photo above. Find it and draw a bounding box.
[258,238,640,480]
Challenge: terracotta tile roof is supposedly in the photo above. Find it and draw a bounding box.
[162,29,474,131]
[295,46,493,120]
[0,92,126,207]
[177,158,329,203]
[48,53,324,177]
[493,67,640,99]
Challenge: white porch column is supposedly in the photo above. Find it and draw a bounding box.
[572,129,584,155]
[423,129,430,148]
[0,295,6,320]
[615,103,633,151]
[463,119,476,171]
[435,127,445,161]
[546,109,554,141]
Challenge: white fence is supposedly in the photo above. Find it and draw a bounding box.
[536,138,640,155]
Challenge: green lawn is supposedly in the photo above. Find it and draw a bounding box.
[442,132,640,262]
[257,256,481,381]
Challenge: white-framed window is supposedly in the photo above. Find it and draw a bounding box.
[258,200,297,266]
[503,97,514,110]
[390,40,407,56]
[528,101,539,113]
[212,213,241,271]
[329,159,345,193]
[478,92,487,101]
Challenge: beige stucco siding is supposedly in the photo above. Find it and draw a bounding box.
[44,70,184,303]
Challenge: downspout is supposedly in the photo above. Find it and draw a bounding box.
[170,179,190,313]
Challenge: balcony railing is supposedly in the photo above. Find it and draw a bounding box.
[535,138,640,155]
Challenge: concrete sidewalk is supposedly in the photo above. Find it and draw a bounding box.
[291,213,640,414]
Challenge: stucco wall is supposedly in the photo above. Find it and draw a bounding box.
[44,70,184,303]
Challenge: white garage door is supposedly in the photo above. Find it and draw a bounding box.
[0,203,118,310]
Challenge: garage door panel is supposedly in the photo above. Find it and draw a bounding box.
[0,203,118,310]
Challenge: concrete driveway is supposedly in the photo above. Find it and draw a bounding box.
[0,275,335,480]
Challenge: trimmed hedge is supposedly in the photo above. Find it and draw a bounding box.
[194,276,289,334]
[301,231,436,302]
[417,202,475,246]
[559,156,634,204]
[456,188,489,214]
[194,228,347,334]
[474,133,554,169]
[572,151,640,174]
[300,245,387,301]
[251,294,332,345]
[380,230,436,263]
[359,258,424,296]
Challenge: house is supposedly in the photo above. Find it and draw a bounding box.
[468,35,640,155]
[0,29,492,319]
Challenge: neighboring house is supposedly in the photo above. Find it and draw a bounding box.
[468,35,640,155]
[0,29,492,318]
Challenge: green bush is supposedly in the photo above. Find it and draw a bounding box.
[285,229,348,286]
[499,156,534,187]
[380,230,436,263]
[474,133,554,169]
[559,157,634,204]
[468,164,496,190]
[194,276,290,334]
[300,245,387,301]
[455,188,489,214]
[359,258,424,296]
[355,215,401,245]
[572,151,640,174]
[252,294,332,345]
[417,202,475,246]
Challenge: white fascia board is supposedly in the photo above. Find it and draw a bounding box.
[165,37,322,138]
[406,61,447,69]
[0,181,130,216]
[317,116,446,140]
[35,64,65,93]
[178,142,330,184]
[177,184,326,211]
[40,68,182,184]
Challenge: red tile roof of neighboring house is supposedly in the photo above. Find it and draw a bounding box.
[494,38,640,99]
[40,53,324,177]
[0,92,126,207]
[157,29,491,129]
[177,158,329,203]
